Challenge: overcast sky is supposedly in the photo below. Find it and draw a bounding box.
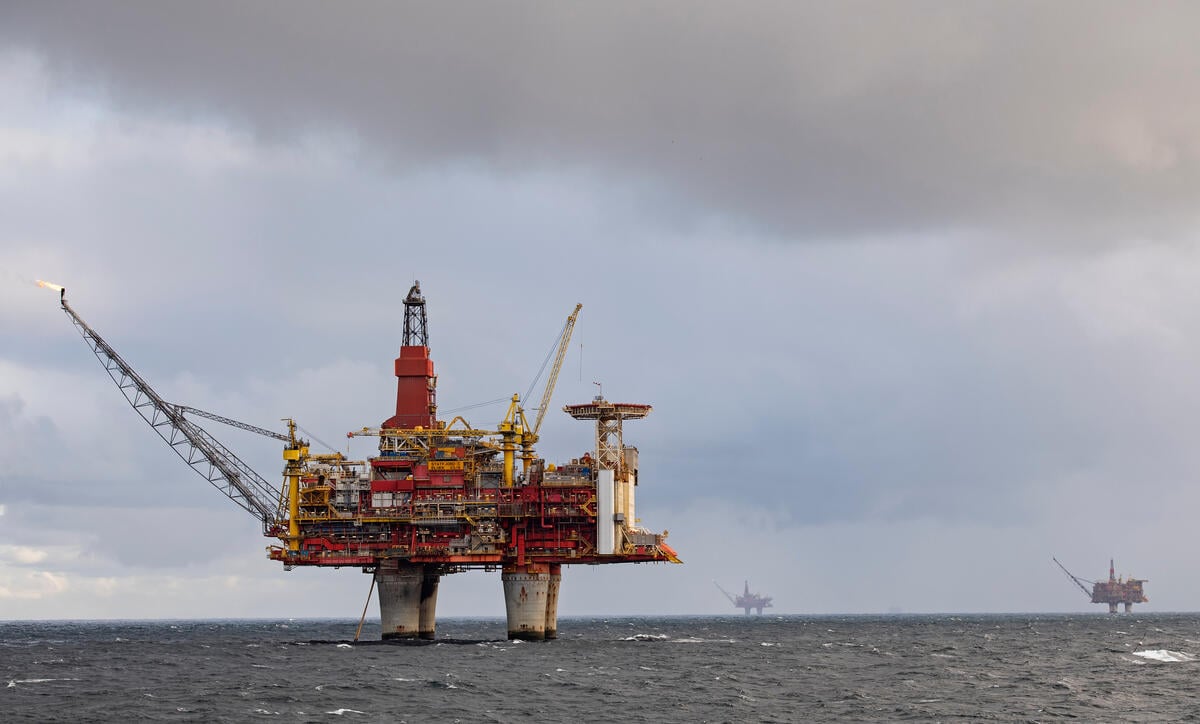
[3,2,1200,620]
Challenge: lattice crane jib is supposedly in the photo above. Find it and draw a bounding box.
[532,303,582,438]
[1052,557,1094,598]
[57,293,288,534]
[713,581,738,605]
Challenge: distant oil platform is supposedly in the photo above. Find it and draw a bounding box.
[1054,557,1148,613]
[715,580,773,615]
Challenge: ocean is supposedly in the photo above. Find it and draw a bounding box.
[2,614,1197,722]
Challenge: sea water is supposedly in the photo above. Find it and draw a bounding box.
[3,614,1198,721]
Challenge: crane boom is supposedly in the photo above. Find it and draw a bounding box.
[713,580,738,605]
[176,405,291,442]
[1053,557,1093,599]
[533,303,582,437]
[59,294,285,531]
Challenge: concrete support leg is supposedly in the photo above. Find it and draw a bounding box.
[378,562,423,640]
[1108,602,1118,614]
[544,564,561,640]
[1124,602,1132,613]
[419,569,440,640]
[503,564,549,641]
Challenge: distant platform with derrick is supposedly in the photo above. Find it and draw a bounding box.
[1054,557,1148,613]
[715,580,773,615]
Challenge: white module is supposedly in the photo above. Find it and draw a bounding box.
[597,468,616,554]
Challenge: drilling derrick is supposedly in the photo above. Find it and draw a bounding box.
[52,280,680,641]
[382,282,436,430]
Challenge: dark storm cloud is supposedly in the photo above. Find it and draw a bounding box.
[4,1,1200,240]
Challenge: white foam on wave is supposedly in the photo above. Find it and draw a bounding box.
[622,633,668,642]
[1132,649,1197,663]
[760,642,780,647]
[326,708,366,715]
[7,678,81,687]
[336,643,353,649]
[671,637,735,644]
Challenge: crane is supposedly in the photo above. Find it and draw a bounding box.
[1052,557,1094,598]
[505,303,581,484]
[532,303,582,439]
[49,283,297,534]
[175,405,291,442]
[713,580,739,606]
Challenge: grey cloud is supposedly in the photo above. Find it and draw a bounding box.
[4,2,1200,241]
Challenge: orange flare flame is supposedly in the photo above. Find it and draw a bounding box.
[36,279,64,292]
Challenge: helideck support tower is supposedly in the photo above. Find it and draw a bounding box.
[53,280,680,641]
[563,398,652,558]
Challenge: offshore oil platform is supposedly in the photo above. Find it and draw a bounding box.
[714,580,773,615]
[1054,557,1148,613]
[43,280,680,640]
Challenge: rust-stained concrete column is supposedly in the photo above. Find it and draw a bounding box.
[418,568,440,640]
[544,564,562,640]
[378,562,423,640]
[502,564,549,641]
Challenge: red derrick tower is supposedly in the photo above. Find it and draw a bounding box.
[382,282,436,430]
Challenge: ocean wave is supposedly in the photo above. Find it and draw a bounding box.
[6,678,81,687]
[622,633,668,641]
[1132,650,1196,663]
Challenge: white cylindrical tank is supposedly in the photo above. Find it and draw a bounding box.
[626,471,636,526]
[597,468,615,554]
